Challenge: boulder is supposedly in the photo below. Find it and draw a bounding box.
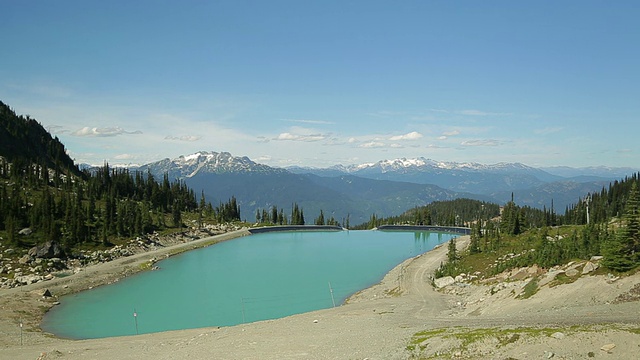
[18,254,31,264]
[510,268,530,280]
[600,343,616,353]
[527,265,541,275]
[582,261,598,274]
[538,269,564,287]
[434,276,455,289]
[18,228,33,236]
[14,274,43,285]
[31,288,52,297]
[28,241,65,259]
[565,268,580,277]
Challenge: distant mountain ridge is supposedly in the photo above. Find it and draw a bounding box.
[288,157,562,194]
[133,151,634,225]
[136,151,286,179]
[136,152,477,224]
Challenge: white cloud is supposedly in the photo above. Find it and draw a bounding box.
[256,155,273,162]
[114,153,135,160]
[438,136,448,140]
[443,130,460,136]
[359,141,386,148]
[46,125,68,135]
[274,132,326,142]
[389,131,423,141]
[283,119,335,125]
[72,126,142,137]
[164,135,202,142]
[461,139,501,147]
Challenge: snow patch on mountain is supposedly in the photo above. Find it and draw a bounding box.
[138,151,286,179]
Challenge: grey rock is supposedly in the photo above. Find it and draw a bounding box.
[434,276,455,288]
[600,343,616,352]
[18,254,31,264]
[28,241,65,259]
[565,268,580,277]
[582,261,598,274]
[14,274,43,285]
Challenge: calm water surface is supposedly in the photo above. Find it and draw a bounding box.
[42,230,455,339]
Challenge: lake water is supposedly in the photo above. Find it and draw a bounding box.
[41,230,455,339]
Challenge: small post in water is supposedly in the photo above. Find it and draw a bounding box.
[19,319,23,346]
[133,308,139,335]
[241,297,246,323]
[328,281,336,308]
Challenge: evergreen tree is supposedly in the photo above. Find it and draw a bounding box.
[447,238,458,263]
[603,182,640,271]
[315,210,325,225]
[469,220,482,254]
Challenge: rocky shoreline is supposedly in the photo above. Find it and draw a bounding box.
[1,233,639,359]
[0,223,245,289]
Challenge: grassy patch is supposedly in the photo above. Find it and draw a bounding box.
[549,272,578,287]
[408,325,640,358]
[406,328,448,351]
[519,277,539,299]
[384,286,403,297]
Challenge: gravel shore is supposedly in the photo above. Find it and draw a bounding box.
[1,232,639,359]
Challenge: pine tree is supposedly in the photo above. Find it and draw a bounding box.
[469,220,482,254]
[447,238,458,263]
[315,210,325,225]
[603,182,640,271]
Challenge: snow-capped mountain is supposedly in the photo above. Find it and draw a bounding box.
[137,151,287,179]
[288,157,562,194]
[127,151,630,224]
[340,157,550,175]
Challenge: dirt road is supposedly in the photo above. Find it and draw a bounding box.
[1,235,639,359]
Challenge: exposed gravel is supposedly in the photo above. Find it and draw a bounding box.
[0,234,638,359]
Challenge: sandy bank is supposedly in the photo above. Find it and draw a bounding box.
[1,233,639,359]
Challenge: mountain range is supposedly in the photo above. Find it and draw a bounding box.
[134,151,633,225]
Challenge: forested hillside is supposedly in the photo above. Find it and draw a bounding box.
[443,175,639,276]
[0,104,241,259]
[356,174,640,273]
[0,101,79,177]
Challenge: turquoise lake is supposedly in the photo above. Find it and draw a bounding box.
[41,230,456,339]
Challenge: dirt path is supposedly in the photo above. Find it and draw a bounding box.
[1,234,639,359]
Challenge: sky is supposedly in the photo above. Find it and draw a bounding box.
[2,1,639,169]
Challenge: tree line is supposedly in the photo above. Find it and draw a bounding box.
[254,204,341,227]
[0,159,241,253]
[351,199,502,230]
[458,174,640,273]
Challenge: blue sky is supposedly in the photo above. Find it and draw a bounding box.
[2,1,639,169]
